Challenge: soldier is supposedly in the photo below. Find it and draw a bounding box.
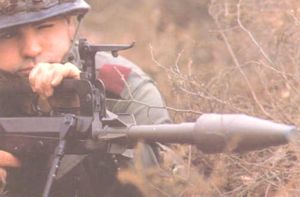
[0,0,170,196]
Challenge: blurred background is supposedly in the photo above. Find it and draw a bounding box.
[82,1,300,196]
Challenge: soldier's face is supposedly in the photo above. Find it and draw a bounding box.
[0,17,75,76]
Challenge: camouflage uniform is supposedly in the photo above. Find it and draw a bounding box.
[0,0,170,196]
[96,52,170,125]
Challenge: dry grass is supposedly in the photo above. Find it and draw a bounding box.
[83,0,300,196]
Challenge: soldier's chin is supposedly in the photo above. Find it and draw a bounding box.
[0,69,14,76]
[16,68,32,77]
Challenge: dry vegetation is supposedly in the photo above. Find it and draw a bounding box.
[83,0,300,196]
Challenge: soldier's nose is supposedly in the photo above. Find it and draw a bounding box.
[19,27,42,58]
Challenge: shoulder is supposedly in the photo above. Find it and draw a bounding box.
[95,52,152,98]
[95,53,171,125]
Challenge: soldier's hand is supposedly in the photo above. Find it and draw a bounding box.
[29,62,80,98]
[0,151,20,189]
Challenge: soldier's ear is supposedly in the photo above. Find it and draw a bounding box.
[64,16,76,38]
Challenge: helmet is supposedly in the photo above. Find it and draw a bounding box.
[0,0,90,30]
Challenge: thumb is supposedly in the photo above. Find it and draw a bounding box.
[0,151,20,168]
[0,168,6,191]
[63,62,80,79]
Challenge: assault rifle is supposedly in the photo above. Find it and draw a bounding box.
[0,39,296,196]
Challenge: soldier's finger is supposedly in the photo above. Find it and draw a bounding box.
[32,72,48,95]
[0,168,7,191]
[29,63,50,93]
[45,88,54,97]
[51,74,63,87]
[63,62,80,79]
[50,63,80,86]
[29,65,42,92]
[42,67,57,97]
[0,151,20,168]
[32,64,54,96]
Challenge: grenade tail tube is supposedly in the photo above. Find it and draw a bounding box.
[194,114,297,153]
[104,114,296,154]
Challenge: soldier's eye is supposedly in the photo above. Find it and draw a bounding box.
[37,24,54,30]
[0,30,17,40]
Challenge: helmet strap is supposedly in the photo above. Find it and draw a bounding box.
[61,15,84,64]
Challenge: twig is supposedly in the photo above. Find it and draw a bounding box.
[187,145,192,179]
[209,2,272,118]
[237,0,274,66]
[113,66,135,100]
[106,98,203,115]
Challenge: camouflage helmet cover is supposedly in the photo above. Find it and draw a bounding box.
[0,0,90,30]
